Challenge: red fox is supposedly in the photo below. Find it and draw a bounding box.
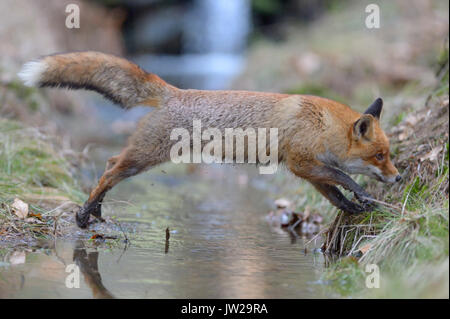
[18,52,401,228]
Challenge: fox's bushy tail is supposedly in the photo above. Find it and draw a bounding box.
[18,51,175,108]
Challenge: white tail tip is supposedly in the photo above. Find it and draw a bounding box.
[17,61,47,87]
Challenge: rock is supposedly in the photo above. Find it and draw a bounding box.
[274,198,292,209]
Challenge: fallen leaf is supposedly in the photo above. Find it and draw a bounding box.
[90,234,118,240]
[90,234,104,240]
[420,145,443,162]
[11,198,29,219]
[359,243,372,255]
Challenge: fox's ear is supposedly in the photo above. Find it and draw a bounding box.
[353,114,374,141]
[364,98,383,120]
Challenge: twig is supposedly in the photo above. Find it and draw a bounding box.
[111,218,129,244]
[116,241,129,264]
[304,227,327,246]
[360,196,412,214]
[43,201,77,216]
[325,212,344,253]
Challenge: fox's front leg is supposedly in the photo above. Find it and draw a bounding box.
[307,165,376,209]
[289,160,375,211]
[311,182,365,214]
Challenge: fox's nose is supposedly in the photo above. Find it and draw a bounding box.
[395,175,402,182]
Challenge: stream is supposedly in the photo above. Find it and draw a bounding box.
[0,164,329,298]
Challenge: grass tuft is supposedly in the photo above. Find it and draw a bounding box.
[0,118,85,245]
[320,55,449,298]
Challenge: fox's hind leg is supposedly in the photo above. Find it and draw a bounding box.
[76,146,168,228]
[76,114,171,228]
[76,154,120,225]
[76,147,142,227]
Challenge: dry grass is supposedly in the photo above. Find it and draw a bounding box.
[0,118,85,245]
[320,53,449,297]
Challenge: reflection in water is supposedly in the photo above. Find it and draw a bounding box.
[165,227,170,254]
[73,241,114,299]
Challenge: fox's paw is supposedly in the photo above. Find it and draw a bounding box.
[354,192,377,211]
[75,201,103,229]
[76,206,90,228]
[361,201,376,212]
[340,201,366,214]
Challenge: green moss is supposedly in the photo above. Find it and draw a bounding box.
[0,118,85,205]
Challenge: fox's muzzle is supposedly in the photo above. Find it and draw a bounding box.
[378,173,401,183]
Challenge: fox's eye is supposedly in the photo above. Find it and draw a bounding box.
[375,153,384,161]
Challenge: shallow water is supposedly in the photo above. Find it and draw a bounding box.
[0,165,328,298]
